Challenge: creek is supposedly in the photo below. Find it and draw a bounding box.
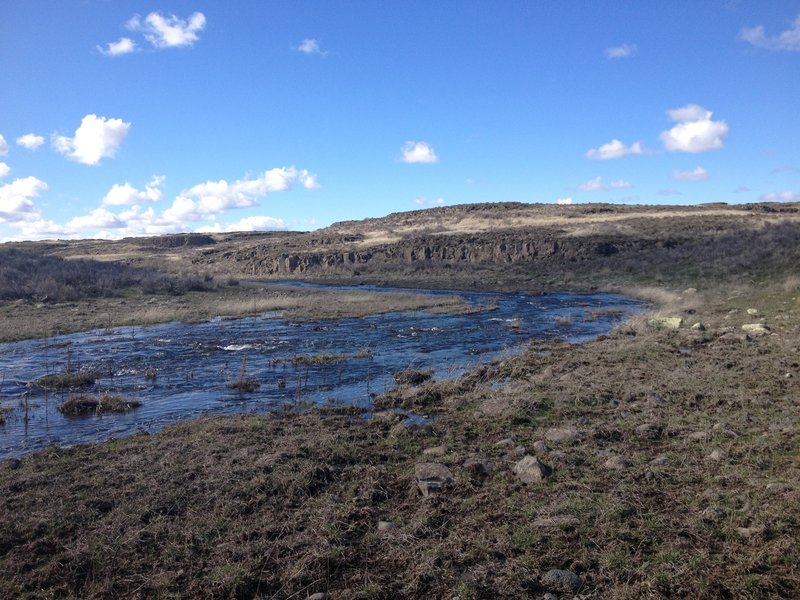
[0,284,643,458]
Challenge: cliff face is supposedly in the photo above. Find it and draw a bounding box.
[221,232,662,277]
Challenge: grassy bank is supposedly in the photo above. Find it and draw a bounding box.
[1,280,798,598]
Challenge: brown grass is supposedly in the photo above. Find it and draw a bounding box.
[58,393,142,415]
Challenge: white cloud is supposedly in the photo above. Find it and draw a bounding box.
[53,114,131,165]
[556,197,573,205]
[0,176,47,223]
[660,104,729,153]
[605,43,637,59]
[760,191,800,202]
[297,38,326,55]
[196,216,287,233]
[165,167,318,222]
[66,208,125,231]
[0,163,9,179]
[740,14,800,51]
[98,37,137,57]
[16,133,45,150]
[585,139,644,160]
[414,197,446,206]
[673,166,709,181]
[128,12,206,49]
[0,134,7,156]
[401,141,439,164]
[102,176,165,207]
[610,179,632,189]
[578,176,607,192]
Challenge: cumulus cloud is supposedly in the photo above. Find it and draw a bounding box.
[605,43,637,59]
[414,197,445,206]
[0,163,9,179]
[556,197,573,205]
[578,177,606,192]
[297,38,326,55]
[102,176,165,207]
[585,139,645,160]
[673,166,709,181]
[401,141,439,164]
[760,191,800,202]
[53,114,131,165]
[128,11,206,49]
[66,208,125,231]
[98,37,136,57]
[740,14,800,51]
[0,134,7,156]
[16,133,45,150]
[660,104,729,153]
[196,216,287,233]
[0,176,47,224]
[165,167,318,222]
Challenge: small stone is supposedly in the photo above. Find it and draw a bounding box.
[691,322,706,331]
[635,423,662,439]
[493,437,515,448]
[541,569,583,594]
[0,458,21,471]
[505,445,527,461]
[765,482,791,494]
[545,427,579,444]
[463,457,494,480]
[684,287,697,294]
[735,525,764,538]
[414,463,454,497]
[532,440,550,454]
[742,323,770,336]
[648,316,683,330]
[543,594,558,600]
[377,520,396,531]
[512,455,551,483]
[746,308,759,316]
[687,431,711,442]
[423,445,447,457]
[603,455,630,470]
[706,449,724,461]
[308,594,329,600]
[650,455,669,467]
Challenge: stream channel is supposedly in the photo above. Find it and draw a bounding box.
[0,284,644,458]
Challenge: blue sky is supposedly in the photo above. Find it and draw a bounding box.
[1,1,799,241]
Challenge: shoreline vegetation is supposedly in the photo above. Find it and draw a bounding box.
[1,203,799,598]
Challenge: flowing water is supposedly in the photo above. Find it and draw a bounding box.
[0,285,644,458]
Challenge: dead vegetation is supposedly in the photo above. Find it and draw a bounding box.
[1,202,800,597]
[58,393,142,416]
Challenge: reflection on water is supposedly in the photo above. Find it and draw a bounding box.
[0,284,643,458]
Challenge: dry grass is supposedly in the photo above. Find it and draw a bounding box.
[58,393,142,416]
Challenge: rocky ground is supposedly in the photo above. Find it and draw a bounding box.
[1,203,799,598]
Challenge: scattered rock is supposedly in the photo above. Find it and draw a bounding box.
[684,287,697,294]
[422,445,447,457]
[634,423,662,439]
[742,323,770,336]
[532,440,550,454]
[735,525,765,538]
[545,426,579,444]
[765,482,792,494]
[541,569,583,594]
[648,316,683,330]
[687,431,711,442]
[493,437,515,448]
[414,463,454,497]
[377,520,396,531]
[308,594,329,600]
[0,458,21,471]
[650,455,669,467]
[706,449,724,461]
[513,455,552,483]
[746,308,759,316]
[532,515,580,529]
[691,322,706,331]
[543,594,558,600]
[463,457,494,480]
[505,445,527,460]
[701,505,726,523]
[603,455,630,470]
